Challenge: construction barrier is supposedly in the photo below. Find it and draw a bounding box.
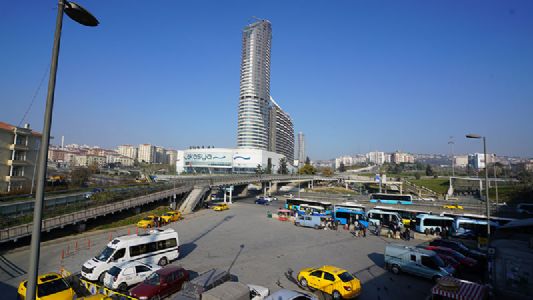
[59,267,137,300]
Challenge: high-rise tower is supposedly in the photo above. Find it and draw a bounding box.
[237,20,272,150]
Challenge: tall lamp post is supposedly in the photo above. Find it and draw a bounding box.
[448,137,455,177]
[26,2,98,300]
[466,134,490,239]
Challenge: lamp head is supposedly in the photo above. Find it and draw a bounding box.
[466,134,482,139]
[64,1,99,27]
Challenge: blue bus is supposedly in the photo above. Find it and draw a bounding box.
[333,206,368,227]
[370,193,413,205]
[285,198,333,215]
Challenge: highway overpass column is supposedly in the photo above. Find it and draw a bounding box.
[400,183,403,194]
[223,191,227,203]
[229,188,233,204]
[269,181,272,195]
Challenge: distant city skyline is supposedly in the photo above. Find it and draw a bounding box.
[1,1,532,159]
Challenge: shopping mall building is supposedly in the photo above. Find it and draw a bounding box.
[176,148,292,174]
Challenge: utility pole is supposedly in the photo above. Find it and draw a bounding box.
[448,137,455,177]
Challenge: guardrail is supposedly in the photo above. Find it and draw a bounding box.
[0,185,192,243]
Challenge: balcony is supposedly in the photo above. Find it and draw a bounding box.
[5,176,27,182]
[8,144,29,151]
[7,160,29,166]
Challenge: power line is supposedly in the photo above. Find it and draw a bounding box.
[18,64,50,127]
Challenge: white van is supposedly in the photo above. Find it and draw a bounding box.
[81,228,180,282]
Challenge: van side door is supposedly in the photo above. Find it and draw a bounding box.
[111,248,126,264]
[403,253,420,276]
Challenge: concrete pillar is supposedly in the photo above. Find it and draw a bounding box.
[400,184,403,194]
[229,188,233,204]
[269,181,272,196]
[263,184,267,197]
[76,222,86,233]
[345,183,348,189]
[223,191,227,203]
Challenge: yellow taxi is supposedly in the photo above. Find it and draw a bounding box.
[136,215,158,228]
[213,203,229,211]
[18,273,75,300]
[443,204,464,210]
[297,265,361,299]
[161,211,181,223]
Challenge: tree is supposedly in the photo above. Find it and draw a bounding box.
[322,167,334,177]
[278,158,288,174]
[255,164,264,174]
[338,162,346,172]
[70,167,91,187]
[299,164,316,175]
[425,164,434,176]
[305,156,311,165]
[414,172,421,180]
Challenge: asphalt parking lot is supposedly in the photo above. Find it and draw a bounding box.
[0,196,435,299]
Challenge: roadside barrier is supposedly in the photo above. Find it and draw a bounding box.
[59,267,137,300]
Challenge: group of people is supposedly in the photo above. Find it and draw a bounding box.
[351,220,367,237]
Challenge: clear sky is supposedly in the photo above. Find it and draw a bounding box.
[1,0,532,159]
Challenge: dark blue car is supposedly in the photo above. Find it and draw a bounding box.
[255,198,269,205]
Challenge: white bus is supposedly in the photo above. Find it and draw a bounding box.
[366,209,403,229]
[452,217,499,238]
[415,214,454,234]
[81,228,180,282]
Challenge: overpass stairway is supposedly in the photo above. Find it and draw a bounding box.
[179,186,210,214]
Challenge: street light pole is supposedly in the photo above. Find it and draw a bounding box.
[26,2,98,299]
[26,3,65,299]
[448,138,455,177]
[466,134,490,239]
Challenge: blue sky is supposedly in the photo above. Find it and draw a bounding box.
[1,0,532,159]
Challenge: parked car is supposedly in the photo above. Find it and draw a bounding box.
[516,203,533,215]
[443,204,464,210]
[213,203,229,211]
[161,211,181,223]
[423,246,477,269]
[129,266,189,300]
[294,215,327,229]
[170,268,232,299]
[297,265,362,299]
[104,261,160,291]
[137,215,158,228]
[255,198,270,205]
[248,284,270,300]
[384,244,454,282]
[265,289,317,300]
[429,239,487,264]
[18,272,75,300]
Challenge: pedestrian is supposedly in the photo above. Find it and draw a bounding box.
[154,217,159,228]
[354,221,359,237]
[362,224,367,237]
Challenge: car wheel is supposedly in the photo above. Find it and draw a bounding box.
[98,272,106,283]
[118,282,128,292]
[299,278,308,288]
[332,290,342,300]
[391,265,401,275]
[158,257,168,266]
[314,225,319,230]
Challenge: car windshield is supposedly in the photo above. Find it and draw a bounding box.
[108,266,122,276]
[338,272,355,282]
[450,251,466,260]
[433,255,446,268]
[143,217,152,221]
[145,272,160,285]
[37,278,70,297]
[96,246,115,261]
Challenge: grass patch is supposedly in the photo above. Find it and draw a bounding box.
[89,205,173,231]
[309,187,357,195]
[410,178,450,194]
